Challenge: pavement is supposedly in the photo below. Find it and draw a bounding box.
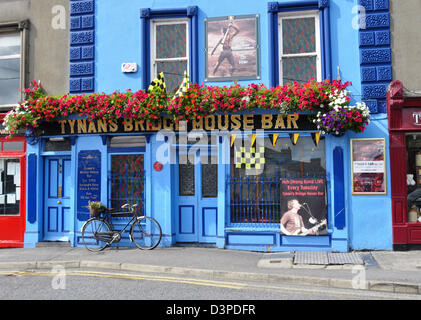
[1,244,421,296]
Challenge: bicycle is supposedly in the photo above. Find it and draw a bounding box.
[81,203,162,252]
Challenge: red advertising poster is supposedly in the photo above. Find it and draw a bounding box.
[279,178,327,236]
[351,138,386,195]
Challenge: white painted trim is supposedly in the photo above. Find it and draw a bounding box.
[150,18,189,81]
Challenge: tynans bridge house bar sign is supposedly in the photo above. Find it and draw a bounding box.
[38,113,317,135]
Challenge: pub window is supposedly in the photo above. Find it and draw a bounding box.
[109,154,144,215]
[229,135,326,225]
[406,133,421,223]
[151,19,189,92]
[0,158,21,215]
[44,138,72,151]
[278,11,321,85]
[109,136,146,148]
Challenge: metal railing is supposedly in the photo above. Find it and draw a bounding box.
[227,169,326,228]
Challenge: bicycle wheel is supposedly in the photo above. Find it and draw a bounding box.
[81,218,112,252]
[130,216,162,250]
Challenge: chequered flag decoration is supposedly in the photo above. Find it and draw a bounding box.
[148,72,166,94]
[235,146,265,171]
[172,70,189,100]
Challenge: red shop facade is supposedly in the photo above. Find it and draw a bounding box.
[0,114,26,248]
[387,80,421,249]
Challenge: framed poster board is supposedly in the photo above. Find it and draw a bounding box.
[77,150,101,220]
[351,138,386,195]
[205,14,260,82]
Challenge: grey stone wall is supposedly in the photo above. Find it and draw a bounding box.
[0,0,69,103]
[390,0,421,92]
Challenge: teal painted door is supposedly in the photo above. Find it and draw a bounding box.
[176,149,218,243]
[43,157,72,241]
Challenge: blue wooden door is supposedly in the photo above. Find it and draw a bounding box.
[43,157,72,241]
[176,149,218,243]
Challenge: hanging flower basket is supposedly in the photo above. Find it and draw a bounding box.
[88,200,106,218]
[2,79,370,137]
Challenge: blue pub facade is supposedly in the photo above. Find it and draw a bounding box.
[24,0,394,252]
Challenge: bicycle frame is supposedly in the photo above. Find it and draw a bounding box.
[97,204,147,243]
[82,203,162,251]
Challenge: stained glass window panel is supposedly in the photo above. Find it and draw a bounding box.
[156,23,187,59]
[157,60,188,93]
[110,155,144,215]
[282,56,317,84]
[179,157,195,196]
[282,17,315,54]
[202,156,218,198]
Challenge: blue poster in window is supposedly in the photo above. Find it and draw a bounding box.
[77,150,101,221]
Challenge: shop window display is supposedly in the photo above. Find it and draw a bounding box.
[406,133,421,223]
[229,135,326,229]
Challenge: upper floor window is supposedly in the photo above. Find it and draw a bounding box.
[0,32,21,106]
[279,11,321,85]
[151,19,189,93]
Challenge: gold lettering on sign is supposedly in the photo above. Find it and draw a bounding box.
[261,114,273,129]
[50,113,307,135]
[218,115,229,130]
[243,115,254,130]
[192,117,203,130]
[88,120,97,133]
[274,115,285,129]
[68,120,76,134]
[205,115,216,130]
[163,116,173,130]
[97,119,107,133]
[59,120,66,134]
[109,121,118,132]
[287,114,299,129]
[77,119,87,133]
[135,120,145,131]
[231,114,241,130]
[124,119,133,132]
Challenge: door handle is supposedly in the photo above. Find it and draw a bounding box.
[57,201,62,204]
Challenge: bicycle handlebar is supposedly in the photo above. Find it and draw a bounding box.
[120,203,139,210]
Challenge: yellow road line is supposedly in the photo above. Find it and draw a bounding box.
[0,270,247,290]
[1,269,420,300]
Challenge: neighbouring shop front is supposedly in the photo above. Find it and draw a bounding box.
[387,80,421,249]
[23,110,352,252]
[0,116,26,248]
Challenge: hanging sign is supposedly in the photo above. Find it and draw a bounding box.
[38,113,317,135]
